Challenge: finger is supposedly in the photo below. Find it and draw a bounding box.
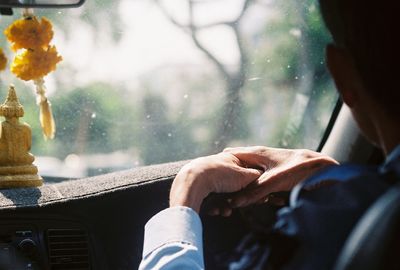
[223,147,236,152]
[223,146,253,153]
[241,167,263,179]
[228,147,271,169]
[256,196,268,205]
[210,167,260,194]
[224,166,263,190]
[231,189,266,207]
[224,146,267,166]
[223,146,265,154]
[237,167,264,189]
[221,207,233,217]
[207,207,232,217]
[267,195,286,206]
[230,175,285,207]
[204,195,231,215]
[208,208,220,216]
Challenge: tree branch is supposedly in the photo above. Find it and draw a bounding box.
[235,0,253,23]
[155,0,255,151]
[197,21,233,29]
[232,25,247,88]
[180,0,232,79]
[155,0,231,79]
[195,0,254,28]
[154,0,190,34]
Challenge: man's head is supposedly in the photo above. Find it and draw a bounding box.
[318,0,399,153]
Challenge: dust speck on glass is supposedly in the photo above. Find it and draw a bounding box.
[0,0,337,180]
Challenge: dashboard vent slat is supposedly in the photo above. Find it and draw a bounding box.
[47,229,91,270]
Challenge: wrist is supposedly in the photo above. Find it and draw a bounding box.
[169,165,210,213]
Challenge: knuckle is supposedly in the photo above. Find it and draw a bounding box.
[254,146,269,156]
[299,149,318,159]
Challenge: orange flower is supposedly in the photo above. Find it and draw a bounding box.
[4,16,53,51]
[11,46,62,81]
[0,48,7,71]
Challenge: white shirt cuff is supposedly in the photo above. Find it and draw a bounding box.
[142,206,203,258]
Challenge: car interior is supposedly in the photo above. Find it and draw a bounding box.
[0,0,397,270]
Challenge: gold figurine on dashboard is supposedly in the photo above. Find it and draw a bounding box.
[4,9,62,140]
[0,85,43,189]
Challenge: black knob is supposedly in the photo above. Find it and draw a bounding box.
[18,239,37,257]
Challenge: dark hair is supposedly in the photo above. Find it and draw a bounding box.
[319,0,399,116]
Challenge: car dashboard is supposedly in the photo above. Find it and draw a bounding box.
[0,219,90,269]
[0,161,184,270]
[0,160,257,270]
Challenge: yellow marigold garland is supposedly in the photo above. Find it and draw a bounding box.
[11,46,62,81]
[4,16,53,51]
[4,11,61,140]
[0,48,7,71]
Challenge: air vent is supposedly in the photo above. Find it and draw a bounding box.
[46,229,90,270]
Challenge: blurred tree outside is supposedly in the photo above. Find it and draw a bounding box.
[49,83,136,158]
[139,92,195,164]
[270,0,336,148]
[155,0,337,153]
[155,0,253,152]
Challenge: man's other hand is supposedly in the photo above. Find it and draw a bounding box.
[223,146,338,208]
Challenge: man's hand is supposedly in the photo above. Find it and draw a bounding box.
[223,146,339,208]
[169,152,262,214]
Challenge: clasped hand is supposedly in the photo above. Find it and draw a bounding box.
[169,146,338,215]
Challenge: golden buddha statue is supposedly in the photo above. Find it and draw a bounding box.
[0,85,43,188]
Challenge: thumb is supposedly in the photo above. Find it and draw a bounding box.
[236,167,263,187]
[215,167,262,194]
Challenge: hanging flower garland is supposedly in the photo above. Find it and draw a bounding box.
[4,10,62,140]
[0,48,7,72]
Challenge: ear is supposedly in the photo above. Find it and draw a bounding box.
[326,44,362,108]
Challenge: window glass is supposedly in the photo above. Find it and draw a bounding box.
[0,0,338,179]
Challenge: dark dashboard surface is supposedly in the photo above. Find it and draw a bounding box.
[0,162,259,269]
[1,219,90,269]
[0,162,182,269]
[1,179,172,269]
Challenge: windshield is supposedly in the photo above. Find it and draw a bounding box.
[0,0,337,180]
